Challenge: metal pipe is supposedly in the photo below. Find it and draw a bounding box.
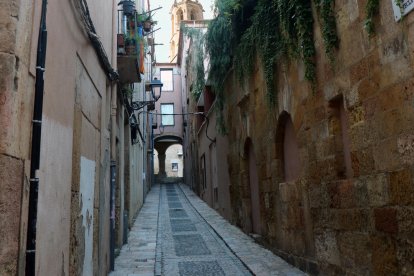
[110,3,117,268]
[110,161,116,270]
[26,0,48,274]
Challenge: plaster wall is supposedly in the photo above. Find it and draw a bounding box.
[33,0,116,274]
[197,109,232,221]
[153,64,183,138]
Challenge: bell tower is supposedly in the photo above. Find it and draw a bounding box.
[169,0,204,62]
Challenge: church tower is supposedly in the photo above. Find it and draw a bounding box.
[169,0,204,62]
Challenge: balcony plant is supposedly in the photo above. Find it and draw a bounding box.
[125,35,137,56]
[142,16,153,32]
[118,0,135,16]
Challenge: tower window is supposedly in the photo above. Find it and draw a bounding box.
[178,10,183,21]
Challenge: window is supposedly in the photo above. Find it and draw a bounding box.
[160,69,173,91]
[172,163,178,171]
[177,9,183,21]
[200,155,206,189]
[283,116,301,182]
[161,104,174,126]
[329,96,353,179]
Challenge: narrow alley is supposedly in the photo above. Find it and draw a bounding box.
[110,183,305,276]
[3,0,414,274]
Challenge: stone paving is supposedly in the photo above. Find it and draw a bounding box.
[109,185,160,276]
[110,184,306,276]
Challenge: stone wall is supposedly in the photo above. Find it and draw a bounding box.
[0,0,35,274]
[223,0,414,274]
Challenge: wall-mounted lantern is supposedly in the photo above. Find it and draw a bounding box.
[131,78,163,111]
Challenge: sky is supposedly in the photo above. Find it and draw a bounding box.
[149,0,215,62]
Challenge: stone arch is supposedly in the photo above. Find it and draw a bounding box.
[165,144,183,177]
[243,138,262,234]
[274,111,315,256]
[275,111,301,182]
[190,9,195,20]
[154,135,183,182]
[177,9,183,22]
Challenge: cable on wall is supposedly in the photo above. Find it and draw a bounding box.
[74,0,119,81]
[139,111,216,144]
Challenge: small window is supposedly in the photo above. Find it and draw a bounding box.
[161,104,174,126]
[200,155,206,189]
[329,96,353,179]
[160,69,173,91]
[172,163,178,171]
[283,115,301,182]
[177,9,183,22]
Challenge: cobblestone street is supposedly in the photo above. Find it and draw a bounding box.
[110,184,305,276]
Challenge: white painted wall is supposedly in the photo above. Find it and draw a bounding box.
[80,156,96,276]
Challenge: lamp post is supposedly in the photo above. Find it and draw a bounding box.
[131,78,163,111]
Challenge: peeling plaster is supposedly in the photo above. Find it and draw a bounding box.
[80,156,95,276]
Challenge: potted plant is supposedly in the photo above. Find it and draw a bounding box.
[118,0,135,16]
[143,17,153,32]
[124,36,136,56]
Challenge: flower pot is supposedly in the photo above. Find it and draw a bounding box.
[119,0,135,16]
[143,21,152,32]
[125,45,136,56]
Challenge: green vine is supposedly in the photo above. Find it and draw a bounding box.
[364,0,380,36]
[235,0,282,105]
[293,0,317,83]
[205,0,239,133]
[317,0,339,61]
[202,0,339,132]
[183,27,206,100]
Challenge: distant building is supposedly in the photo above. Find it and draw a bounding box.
[154,144,184,177]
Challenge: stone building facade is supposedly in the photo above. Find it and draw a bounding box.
[180,0,414,275]
[169,0,204,62]
[217,1,414,275]
[153,144,184,177]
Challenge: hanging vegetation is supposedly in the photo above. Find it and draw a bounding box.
[201,0,338,132]
[364,0,380,36]
[235,0,282,105]
[182,27,206,100]
[316,0,339,61]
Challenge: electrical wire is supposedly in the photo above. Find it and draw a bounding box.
[138,110,216,144]
[74,0,119,81]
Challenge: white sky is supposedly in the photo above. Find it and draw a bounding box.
[149,0,215,62]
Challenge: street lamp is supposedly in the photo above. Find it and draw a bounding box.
[131,78,163,111]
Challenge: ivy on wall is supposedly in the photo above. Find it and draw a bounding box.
[183,27,206,100]
[316,0,339,61]
[201,0,339,132]
[365,0,380,36]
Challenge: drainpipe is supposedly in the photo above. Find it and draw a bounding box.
[110,84,117,271]
[26,0,48,275]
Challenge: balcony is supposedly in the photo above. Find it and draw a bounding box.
[117,2,151,84]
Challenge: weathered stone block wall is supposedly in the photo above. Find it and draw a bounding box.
[224,0,414,274]
[0,0,35,274]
